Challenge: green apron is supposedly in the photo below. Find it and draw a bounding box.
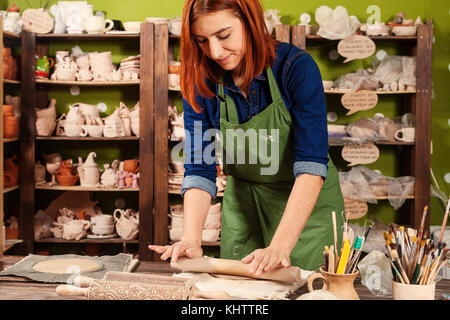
[218,68,344,271]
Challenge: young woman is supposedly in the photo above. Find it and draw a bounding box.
[149,0,344,273]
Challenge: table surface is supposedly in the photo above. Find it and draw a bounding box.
[0,255,448,300]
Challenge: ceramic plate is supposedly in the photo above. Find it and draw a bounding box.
[87,233,119,239]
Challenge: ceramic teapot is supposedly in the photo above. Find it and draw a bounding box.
[100,160,120,188]
[51,56,77,81]
[35,55,55,79]
[65,104,85,125]
[103,108,125,137]
[77,152,100,187]
[114,209,139,240]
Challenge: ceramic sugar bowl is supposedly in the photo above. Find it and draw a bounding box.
[101,160,120,188]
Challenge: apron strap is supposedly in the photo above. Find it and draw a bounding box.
[218,82,239,124]
[266,68,284,105]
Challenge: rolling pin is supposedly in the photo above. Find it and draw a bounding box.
[57,277,231,300]
[171,257,301,282]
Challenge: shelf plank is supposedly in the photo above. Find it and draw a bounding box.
[376,196,415,200]
[2,138,20,143]
[3,239,23,253]
[328,137,415,146]
[3,79,20,85]
[306,35,417,42]
[35,185,139,192]
[36,136,139,141]
[3,31,20,39]
[324,89,416,95]
[3,185,20,194]
[35,79,140,86]
[35,238,139,244]
[36,33,140,40]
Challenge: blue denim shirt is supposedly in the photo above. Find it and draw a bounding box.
[180,42,329,199]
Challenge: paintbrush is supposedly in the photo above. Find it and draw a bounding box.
[390,244,410,284]
[426,244,446,285]
[417,243,432,284]
[437,199,450,253]
[332,211,338,263]
[419,244,435,285]
[328,245,335,274]
[386,252,405,284]
[428,249,449,284]
[411,206,429,278]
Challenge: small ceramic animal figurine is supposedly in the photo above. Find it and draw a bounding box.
[100,160,120,188]
[118,171,126,189]
[131,174,139,188]
[264,9,281,35]
[35,55,55,79]
[51,56,77,81]
[76,55,93,81]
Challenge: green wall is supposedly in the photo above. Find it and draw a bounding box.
[6,0,450,227]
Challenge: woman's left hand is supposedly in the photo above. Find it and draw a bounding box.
[241,245,291,276]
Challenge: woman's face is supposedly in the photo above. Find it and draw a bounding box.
[191,10,245,71]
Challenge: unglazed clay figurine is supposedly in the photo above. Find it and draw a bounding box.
[100,160,120,188]
[77,152,100,187]
[76,54,93,81]
[51,56,77,81]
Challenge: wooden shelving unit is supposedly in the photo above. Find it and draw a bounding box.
[18,23,156,260]
[1,17,22,255]
[152,25,292,256]
[291,23,432,230]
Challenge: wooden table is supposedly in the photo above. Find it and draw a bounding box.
[0,256,448,300]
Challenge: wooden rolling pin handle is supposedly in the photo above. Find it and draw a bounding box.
[73,276,96,287]
[56,285,89,297]
[190,287,231,300]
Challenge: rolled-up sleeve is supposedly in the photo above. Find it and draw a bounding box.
[285,52,329,179]
[180,97,218,199]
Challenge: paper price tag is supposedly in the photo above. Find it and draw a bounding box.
[338,35,376,63]
[341,90,378,116]
[342,143,379,166]
[21,9,54,34]
[344,198,368,220]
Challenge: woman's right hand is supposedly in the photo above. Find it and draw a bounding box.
[148,241,203,262]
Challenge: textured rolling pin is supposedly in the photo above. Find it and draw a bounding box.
[171,257,302,282]
[56,272,231,300]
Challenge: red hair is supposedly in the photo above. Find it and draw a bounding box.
[180,0,276,113]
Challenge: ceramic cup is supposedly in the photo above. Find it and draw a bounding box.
[123,21,142,32]
[91,224,115,235]
[64,123,88,137]
[391,281,435,300]
[85,16,114,34]
[394,127,415,142]
[91,214,114,227]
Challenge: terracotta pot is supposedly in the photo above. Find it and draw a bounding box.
[124,159,139,174]
[168,64,181,74]
[3,114,19,138]
[57,160,76,176]
[56,174,79,186]
[3,104,15,115]
[3,48,13,80]
[5,227,19,240]
[77,210,86,220]
[4,156,19,187]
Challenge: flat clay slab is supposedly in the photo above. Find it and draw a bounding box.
[33,258,101,274]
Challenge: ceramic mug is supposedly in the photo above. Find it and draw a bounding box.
[64,123,88,137]
[85,16,114,34]
[394,127,415,142]
[124,159,139,174]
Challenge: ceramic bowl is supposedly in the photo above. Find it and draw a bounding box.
[91,224,115,235]
[56,174,79,186]
[123,21,142,33]
[392,25,417,36]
